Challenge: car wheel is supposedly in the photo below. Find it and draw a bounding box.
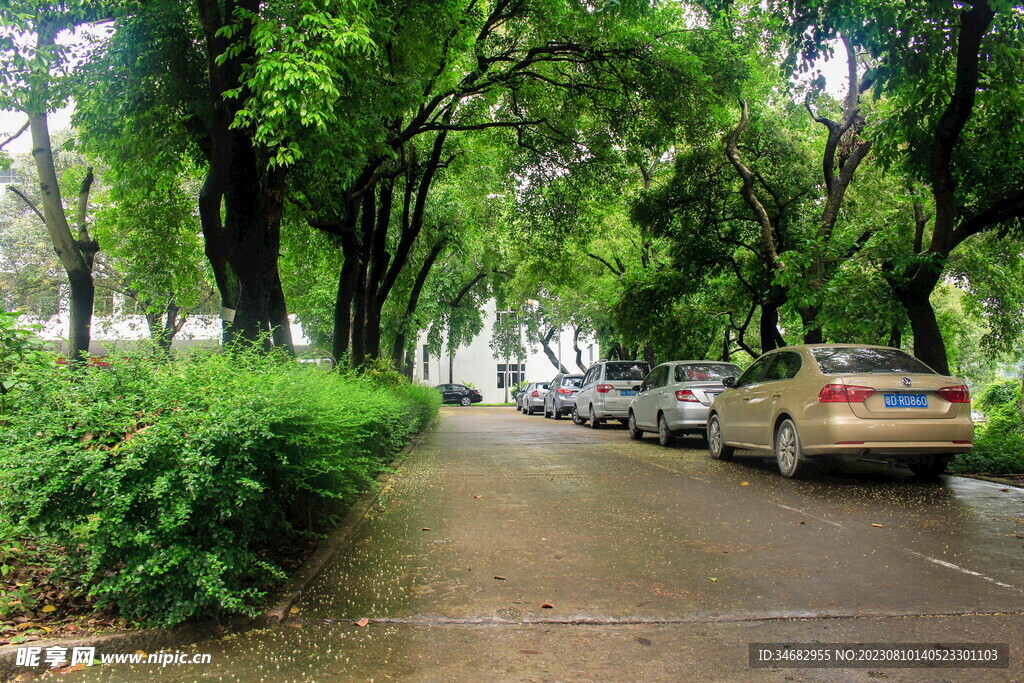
[572,406,586,425]
[588,405,601,429]
[708,414,734,461]
[627,411,643,440]
[460,396,471,407]
[657,413,674,447]
[774,418,805,478]
[553,405,562,420]
[909,457,949,478]
[543,405,551,418]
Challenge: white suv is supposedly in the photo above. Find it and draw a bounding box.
[573,360,651,428]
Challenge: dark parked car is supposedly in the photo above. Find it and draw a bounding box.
[435,383,483,406]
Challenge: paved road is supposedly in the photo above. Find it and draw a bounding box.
[79,406,1024,681]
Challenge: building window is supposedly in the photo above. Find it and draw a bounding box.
[422,345,429,381]
[0,168,18,184]
[497,363,525,388]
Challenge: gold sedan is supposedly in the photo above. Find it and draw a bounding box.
[707,344,974,478]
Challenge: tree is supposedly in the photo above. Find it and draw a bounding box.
[0,1,110,361]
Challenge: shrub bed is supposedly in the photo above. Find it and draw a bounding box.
[0,349,439,627]
[950,379,1024,476]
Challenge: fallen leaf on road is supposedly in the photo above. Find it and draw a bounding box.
[708,577,718,582]
[40,605,56,613]
[740,482,749,486]
[493,576,507,581]
[799,521,806,525]
[474,495,482,499]
[289,606,300,615]
[871,523,884,528]
[541,603,554,609]
[421,528,431,531]
[288,622,302,629]
[355,618,369,628]
[636,637,652,646]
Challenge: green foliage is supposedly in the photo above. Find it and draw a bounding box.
[950,379,1024,475]
[0,349,438,626]
[0,310,51,415]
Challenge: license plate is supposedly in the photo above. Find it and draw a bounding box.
[883,393,928,408]
[620,390,637,397]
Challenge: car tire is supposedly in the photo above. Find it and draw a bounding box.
[909,457,949,478]
[553,406,562,420]
[588,405,601,429]
[708,414,734,461]
[627,411,643,440]
[657,413,674,447]
[774,418,806,478]
[572,406,586,425]
[460,396,471,407]
[543,405,551,418]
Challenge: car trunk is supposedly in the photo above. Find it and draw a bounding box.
[839,375,964,420]
[679,382,727,406]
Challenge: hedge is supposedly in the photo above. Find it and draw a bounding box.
[0,349,439,626]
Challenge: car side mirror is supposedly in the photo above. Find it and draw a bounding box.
[722,376,737,388]
[632,385,641,392]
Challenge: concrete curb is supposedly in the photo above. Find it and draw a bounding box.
[0,416,438,682]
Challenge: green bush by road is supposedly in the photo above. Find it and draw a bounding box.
[0,349,439,627]
[950,379,1024,476]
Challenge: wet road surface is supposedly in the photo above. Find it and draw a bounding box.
[73,407,1024,681]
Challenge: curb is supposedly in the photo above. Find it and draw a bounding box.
[0,416,438,682]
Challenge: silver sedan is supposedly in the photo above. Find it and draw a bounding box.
[627,361,742,446]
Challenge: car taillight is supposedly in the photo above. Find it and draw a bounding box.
[531,390,539,397]
[596,384,614,393]
[675,390,698,402]
[558,387,573,394]
[938,385,970,403]
[818,383,876,403]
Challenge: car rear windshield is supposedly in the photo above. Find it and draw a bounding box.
[562,376,583,388]
[603,362,651,381]
[675,363,742,382]
[811,347,937,375]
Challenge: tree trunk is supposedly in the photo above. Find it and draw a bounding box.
[332,231,360,362]
[391,240,445,370]
[27,108,97,362]
[539,327,568,373]
[67,270,95,361]
[270,272,294,356]
[573,326,587,372]
[643,343,656,367]
[800,305,823,344]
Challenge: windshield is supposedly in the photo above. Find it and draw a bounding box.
[604,362,651,381]
[811,347,937,375]
[675,363,742,382]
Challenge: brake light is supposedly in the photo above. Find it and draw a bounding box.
[558,387,574,395]
[938,385,970,403]
[818,383,876,403]
[596,384,614,393]
[675,390,698,402]
[531,390,539,397]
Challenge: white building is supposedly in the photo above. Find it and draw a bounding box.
[415,300,598,403]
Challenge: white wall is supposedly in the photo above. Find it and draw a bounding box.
[415,300,598,403]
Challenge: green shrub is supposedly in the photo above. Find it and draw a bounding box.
[0,349,439,626]
[950,379,1024,475]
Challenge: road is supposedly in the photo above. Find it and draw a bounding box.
[77,406,1024,681]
